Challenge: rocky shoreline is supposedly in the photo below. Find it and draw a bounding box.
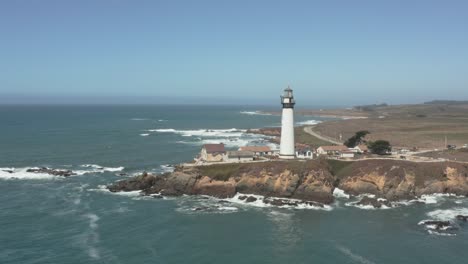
[107,159,468,208]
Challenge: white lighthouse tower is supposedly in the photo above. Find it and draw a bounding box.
[279,86,296,159]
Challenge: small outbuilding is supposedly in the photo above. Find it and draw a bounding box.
[317,145,349,156]
[224,151,254,162]
[200,143,226,162]
[238,146,273,156]
[296,145,314,159]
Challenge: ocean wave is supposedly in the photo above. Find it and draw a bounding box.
[426,208,468,221]
[88,185,143,197]
[296,120,321,125]
[130,118,148,121]
[150,128,246,138]
[139,133,150,137]
[224,193,332,210]
[80,164,124,172]
[82,213,101,259]
[333,188,350,199]
[0,167,57,180]
[240,111,272,116]
[148,127,273,148]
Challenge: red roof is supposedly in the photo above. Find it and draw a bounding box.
[239,146,271,152]
[318,145,349,151]
[203,143,225,153]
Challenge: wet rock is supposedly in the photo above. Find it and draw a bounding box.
[26,167,76,177]
[420,220,454,231]
[245,196,257,203]
[238,196,247,200]
[356,196,392,208]
[456,215,468,222]
[263,198,324,208]
[2,170,13,173]
[118,173,128,176]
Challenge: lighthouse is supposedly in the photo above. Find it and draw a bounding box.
[279,86,296,159]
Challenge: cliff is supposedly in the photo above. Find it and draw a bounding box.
[108,159,468,205]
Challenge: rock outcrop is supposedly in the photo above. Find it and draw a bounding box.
[337,160,468,201]
[108,159,468,205]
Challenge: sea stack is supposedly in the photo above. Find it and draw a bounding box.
[279,86,296,159]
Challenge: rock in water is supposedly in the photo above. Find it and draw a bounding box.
[356,197,392,208]
[456,215,468,222]
[245,196,257,203]
[26,167,76,177]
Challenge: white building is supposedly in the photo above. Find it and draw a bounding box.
[224,151,254,162]
[317,145,350,156]
[296,145,314,159]
[200,143,226,162]
[279,86,296,159]
[239,146,273,156]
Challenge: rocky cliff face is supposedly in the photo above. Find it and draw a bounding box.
[337,160,468,200]
[108,159,468,204]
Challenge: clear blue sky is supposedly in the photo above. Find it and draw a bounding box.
[1,0,467,105]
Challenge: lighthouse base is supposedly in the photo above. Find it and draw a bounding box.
[279,154,296,159]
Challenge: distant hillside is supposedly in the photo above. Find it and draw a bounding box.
[424,100,468,105]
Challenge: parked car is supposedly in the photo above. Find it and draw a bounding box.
[447,145,457,150]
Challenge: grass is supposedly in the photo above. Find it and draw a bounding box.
[197,160,331,181]
[325,159,354,178]
[295,126,331,147]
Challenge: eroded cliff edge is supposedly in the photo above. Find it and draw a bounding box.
[108,159,468,205]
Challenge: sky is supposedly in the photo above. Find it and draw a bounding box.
[0,0,467,106]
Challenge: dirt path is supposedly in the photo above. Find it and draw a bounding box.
[303,126,343,145]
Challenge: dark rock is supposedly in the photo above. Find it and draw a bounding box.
[238,195,247,200]
[420,220,453,230]
[118,173,128,176]
[2,170,13,173]
[356,196,392,208]
[218,200,231,204]
[456,215,468,222]
[245,196,257,203]
[26,167,76,177]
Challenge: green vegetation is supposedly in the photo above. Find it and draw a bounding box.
[368,140,392,155]
[198,163,243,181]
[325,159,354,178]
[295,127,331,147]
[344,130,370,148]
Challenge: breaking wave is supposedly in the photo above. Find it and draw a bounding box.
[296,120,321,125]
[240,111,272,116]
[147,128,274,148]
[0,164,124,180]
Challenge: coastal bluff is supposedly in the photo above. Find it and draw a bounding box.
[108,159,468,205]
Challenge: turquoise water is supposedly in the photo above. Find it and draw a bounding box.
[1,105,467,264]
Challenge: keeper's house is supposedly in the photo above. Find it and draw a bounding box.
[200,143,226,162]
[316,145,350,156]
[238,146,273,156]
[224,151,254,162]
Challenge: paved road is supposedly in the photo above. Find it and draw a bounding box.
[303,126,343,145]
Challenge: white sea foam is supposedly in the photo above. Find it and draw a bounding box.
[336,245,377,264]
[159,164,175,173]
[149,127,270,148]
[140,133,150,137]
[131,118,148,121]
[83,213,100,259]
[0,167,58,180]
[240,111,272,116]
[80,164,124,173]
[224,193,332,210]
[427,230,456,236]
[88,185,143,197]
[296,120,321,125]
[426,208,468,221]
[333,188,350,199]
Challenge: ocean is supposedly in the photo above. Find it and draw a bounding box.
[1,105,467,264]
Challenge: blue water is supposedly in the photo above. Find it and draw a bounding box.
[1,105,467,264]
